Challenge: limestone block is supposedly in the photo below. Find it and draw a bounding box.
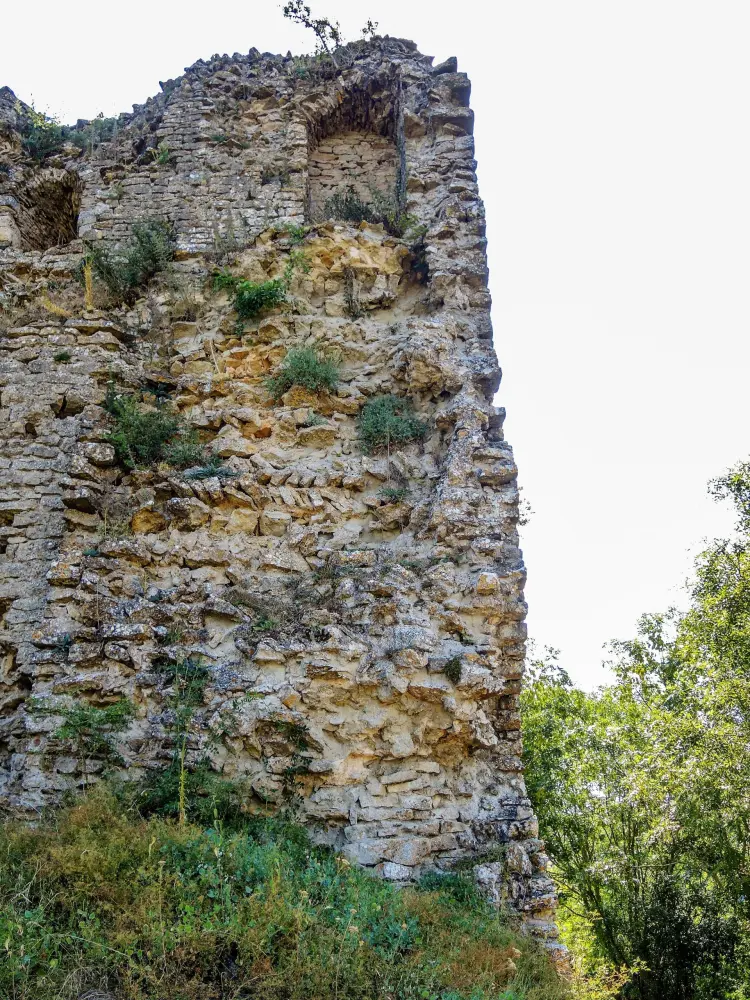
[259,510,291,536]
[166,497,211,529]
[131,506,167,534]
[296,423,336,448]
[225,508,259,535]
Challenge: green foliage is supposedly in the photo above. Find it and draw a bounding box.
[302,409,326,427]
[323,185,418,238]
[182,455,237,480]
[266,346,339,400]
[84,219,175,305]
[522,461,750,1000]
[282,1,379,66]
[261,163,291,185]
[235,277,287,318]
[213,250,309,326]
[282,0,343,62]
[18,105,119,161]
[379,484,411,503]
[52,350,71,363]
[150,141,171,164]
[358,395,428,453]
[32,697,134,783]
[0,789,565,1000]
[444,656,462,684]
[104,385,206,470]
[161,428,206,469]
[282,222,308,244]
[104,387,179,468]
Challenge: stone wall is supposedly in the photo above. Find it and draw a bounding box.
[308,130,399,220]
[0,38,561,957]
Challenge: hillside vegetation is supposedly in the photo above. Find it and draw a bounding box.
[0,790,567,1000]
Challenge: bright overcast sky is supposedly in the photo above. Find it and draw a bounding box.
[4,1,749,687]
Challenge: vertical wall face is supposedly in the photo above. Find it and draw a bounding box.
[0,39,560,954]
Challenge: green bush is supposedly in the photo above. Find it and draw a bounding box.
[213,249,309,324]
[444,656,463,684]
[324,185,418,238]
[104,386,205,469]
[0,789,567,1000]
[266,346,340,400]
[84,219,175,304]
[358,395,428,453]
[18,108,119,161]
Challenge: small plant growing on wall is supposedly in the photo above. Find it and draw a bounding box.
[136,655,248,825]
[358,395,428,453]
[82,219,175,305]
[282,1,378,66]
[266,346,339,400]
[33,697,134,787]
[104,384,207,470]
[444,656,463,685]
[213,249,309,327]
[324,186,417,239]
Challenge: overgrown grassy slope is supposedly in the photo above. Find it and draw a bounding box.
[0,791,567,1000]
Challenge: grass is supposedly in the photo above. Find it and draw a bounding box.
[358,396,428,453]
[53,350,72,363]
[0,789,568,1000]
[266,346,340,400]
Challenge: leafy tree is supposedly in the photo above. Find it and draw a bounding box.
[522,461,750,999]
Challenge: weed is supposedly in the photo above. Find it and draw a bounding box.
[83,219,175,305]
[53,350,72,363]
[323,185,418,238]
[210,133,229,144]
[379,484,411,503]
[104,384,205,470]
[302,409,326,427]
[261,162,291,185]
[213,250,308,325]
[266,346,339,399]
[158,626,186,646]
[182,456,237,480]
[31,698,133,786]
[82,547,100,557]
[16,104,120,161]
[162,428,206,469]
[150,141,171,165]
[358,395,428,453]
[444,656,463,684]
[282,222,308,244]
[0,788,568,1000]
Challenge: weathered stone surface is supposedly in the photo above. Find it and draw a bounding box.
[0,37,558,951]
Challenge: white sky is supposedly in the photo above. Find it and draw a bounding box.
[4,1,749,687]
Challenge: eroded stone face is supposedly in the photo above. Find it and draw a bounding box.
[0,37,559,953]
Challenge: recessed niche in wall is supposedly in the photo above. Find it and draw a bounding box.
[308,130,399,221]
[16,168,81,250]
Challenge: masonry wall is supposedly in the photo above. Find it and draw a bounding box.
[0,38,561,957]
[308,130,399,219]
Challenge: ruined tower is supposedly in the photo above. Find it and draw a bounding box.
[0,38,559,952]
